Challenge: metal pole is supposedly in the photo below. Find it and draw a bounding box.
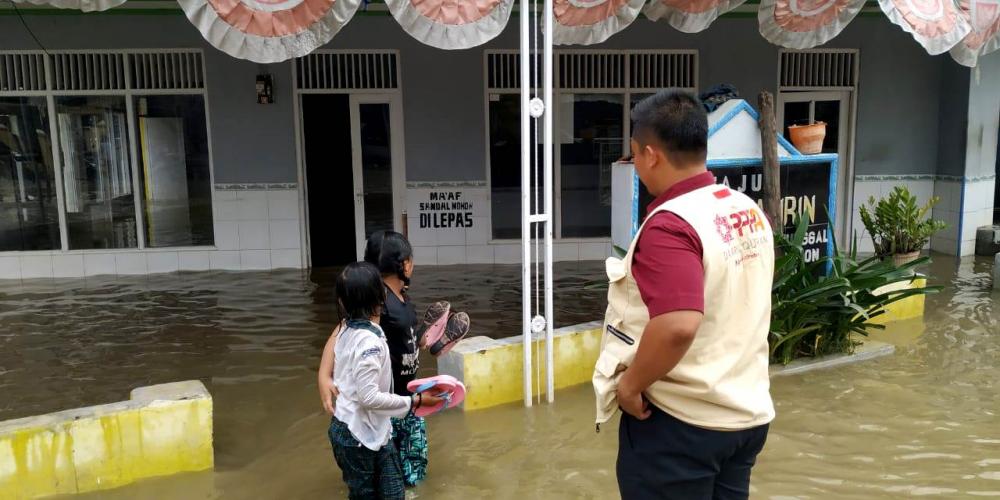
[543,0,554,403]
[520,0,533,408]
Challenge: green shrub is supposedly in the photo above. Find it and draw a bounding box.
[859,186,947,258]
[769,216,941,364]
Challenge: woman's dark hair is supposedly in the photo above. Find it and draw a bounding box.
[336,261,386,320]
[364,231,413,284]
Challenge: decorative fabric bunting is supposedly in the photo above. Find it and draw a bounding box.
[878,0,971,55]
[13,0,125,12]
[553,0,646,45]
[644,0,747,34]
[176,0,362,63]
[758,0,865,49]
[385,0,514,50]
[950,0,1000,66]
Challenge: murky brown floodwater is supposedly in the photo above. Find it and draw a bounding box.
[2,256,999,498]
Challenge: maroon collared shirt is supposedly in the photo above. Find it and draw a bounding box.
[632,171,715,318]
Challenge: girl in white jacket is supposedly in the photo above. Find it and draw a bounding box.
[325,262,440,499]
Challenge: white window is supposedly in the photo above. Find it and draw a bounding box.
[485,50,698,240]
[0,50,214,252]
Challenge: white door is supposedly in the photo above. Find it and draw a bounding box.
[778,91,853,244]
[348,94,406,259]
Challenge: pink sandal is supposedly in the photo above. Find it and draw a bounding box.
[407,375,466,417]
[417,301,451,349]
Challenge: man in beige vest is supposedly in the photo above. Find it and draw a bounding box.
[593,90,774,499]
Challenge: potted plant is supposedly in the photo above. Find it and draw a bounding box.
[787,121,826,154]
[859,186,947,266]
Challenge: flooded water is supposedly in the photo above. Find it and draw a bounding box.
[2,256,999,498]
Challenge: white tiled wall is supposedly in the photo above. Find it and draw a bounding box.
[52,254,85,278]
[959,177,996,254]
[178,251,211,271]
[851,176,936,254]
[412,240,615,266]
[930,178,962,254]
[0,185,306,281]
[927,176,998,255]
[405,182,614,265]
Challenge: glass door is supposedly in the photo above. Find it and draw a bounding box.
[349,95,402,259]
[778,91,853,243]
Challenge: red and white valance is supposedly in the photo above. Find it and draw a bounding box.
[950,0,1000,65]
[644,0,746,33]
[11,0,1000,66]
[758,0,866,49]
[878,0,971,55]
[176,0,363,63]
[553,0,646,45]
[15,0,124,11]
[386,0,514,49]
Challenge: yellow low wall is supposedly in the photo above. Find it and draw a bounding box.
[438,322,603,411]
[0,381,213,499]
[442,278,927,411]
[869,278,927,325]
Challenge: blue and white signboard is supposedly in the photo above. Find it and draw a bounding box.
[612,99,838,262]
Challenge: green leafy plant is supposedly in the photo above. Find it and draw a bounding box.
[859,186,947,258]
[769,216,941,364]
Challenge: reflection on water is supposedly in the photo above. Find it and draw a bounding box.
[2,257,999,498]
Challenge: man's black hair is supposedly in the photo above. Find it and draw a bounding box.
[364,231,413,283]
[336,261,385,320]
[631,89,708,167]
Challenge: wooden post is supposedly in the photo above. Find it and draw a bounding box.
[758,91,782,228]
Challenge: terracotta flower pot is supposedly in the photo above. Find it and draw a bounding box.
[788,122,827,155]
[892,251,921,267]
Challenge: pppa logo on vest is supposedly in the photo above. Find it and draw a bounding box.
[715,208,766,244]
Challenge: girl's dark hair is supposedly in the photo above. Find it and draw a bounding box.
[364,231,413,283]
[336,261,385,320]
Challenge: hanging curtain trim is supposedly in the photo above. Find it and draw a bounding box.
[176,0,362,64]
[12,0,125,12]
[758,0,865,49]
[384,0,515,50]
[553,0,645,45]
[644,0,747,34]
[878,0,971,55]
[950,0,1000,66]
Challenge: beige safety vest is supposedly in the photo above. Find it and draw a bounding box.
[593,182,775,431]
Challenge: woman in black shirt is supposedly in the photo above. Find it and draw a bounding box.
[363,231,427,487]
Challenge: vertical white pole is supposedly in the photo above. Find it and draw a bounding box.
[520,0,533,408]
[543,0,555,403]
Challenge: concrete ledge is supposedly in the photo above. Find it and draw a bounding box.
[869,278,927,325]
[0,380,213,499]
[770,340,895,377]
[439,321,602,411]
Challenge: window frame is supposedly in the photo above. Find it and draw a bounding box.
[484,49,699,242]
[776,48,860,243]
[0,49,216,255]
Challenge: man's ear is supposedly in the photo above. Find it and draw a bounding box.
[643,144,660,169]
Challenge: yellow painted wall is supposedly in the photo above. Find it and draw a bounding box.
[869,278,927,325]
[0,381,213,499]
[448,326,602,411]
